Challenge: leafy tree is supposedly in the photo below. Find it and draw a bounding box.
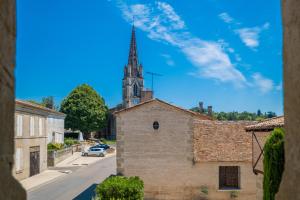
[257,109,262,116]
[42,96,55,109]
[190,107,277,121]
[60,84,108,139]
[266,111,277,118]
[263,128,285,200]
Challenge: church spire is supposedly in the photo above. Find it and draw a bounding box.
[128,25,138,69]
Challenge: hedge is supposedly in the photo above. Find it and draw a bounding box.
[263,128,285,200]
[47,143,64,151]
[64,137,79,146]
[95,176,144,200]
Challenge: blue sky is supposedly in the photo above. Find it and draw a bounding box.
[16,0,283,114]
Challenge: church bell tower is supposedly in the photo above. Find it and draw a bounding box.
[122,25,144,108]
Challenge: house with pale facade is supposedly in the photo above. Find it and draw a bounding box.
[115,99,257,200]
[47,113,65,144]
[245,116,284,200]
[14,100,66,181]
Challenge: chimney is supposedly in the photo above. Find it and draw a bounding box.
[199,102,204,113]
[208,106,213,117]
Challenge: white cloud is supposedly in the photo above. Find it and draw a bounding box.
[116,1,278,93]
[156,2,185,29]
[252,73,274,93]
[161,54,175,66]
[219,12,234,24]
[235,23,270,49]
[117,1,246,86]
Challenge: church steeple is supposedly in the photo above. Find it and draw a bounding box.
[128,25,138,68]
[122,25,145,108]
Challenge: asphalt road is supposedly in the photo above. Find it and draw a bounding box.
[27,155,116,200]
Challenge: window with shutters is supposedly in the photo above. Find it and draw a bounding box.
[219,166,240,190]
[15,148,23,172]
[30,117,35,136]
[16,115,23,137]
[39,118,43,136]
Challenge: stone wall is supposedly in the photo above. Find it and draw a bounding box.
[0,0,26,198]
[277,0,300,199]
[47,147,73,167]
[116,101,256,199]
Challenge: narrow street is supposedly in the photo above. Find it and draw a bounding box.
[27,155,116,200]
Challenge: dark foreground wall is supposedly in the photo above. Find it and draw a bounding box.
[277,1,300,199]
[0,0,26,199]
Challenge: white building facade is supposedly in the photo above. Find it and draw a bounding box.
[47,115,65,144]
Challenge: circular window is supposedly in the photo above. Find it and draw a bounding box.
[153,121,159,130]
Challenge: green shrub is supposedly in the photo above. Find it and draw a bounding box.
[263,128,285,200]
[64,137,79,146]
[95,176,144,200]
[100,138,108,144]
[47,143,64,151]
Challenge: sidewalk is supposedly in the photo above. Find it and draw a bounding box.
[55,152,82,167]
[21,170,68,191]
[21,151,116,191]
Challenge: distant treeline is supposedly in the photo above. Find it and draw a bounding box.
[190,107,277,121]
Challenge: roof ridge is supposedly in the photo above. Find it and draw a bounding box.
[16,99,66,116]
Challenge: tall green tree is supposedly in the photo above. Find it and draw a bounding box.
[263,128,285,200]
[60,84,108,139]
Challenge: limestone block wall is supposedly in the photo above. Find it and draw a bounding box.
[0,0,26,198]
[13,112,48,180]
[116,102,257,199]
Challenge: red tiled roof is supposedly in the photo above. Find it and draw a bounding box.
[245,116,284,131]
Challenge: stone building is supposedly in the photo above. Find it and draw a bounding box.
[245,116,284,200]
[115,99,257,200]
[14,100,65,181]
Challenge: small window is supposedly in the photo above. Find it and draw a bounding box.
[219,166,240,190]
[153,121,159,130]
[133,84,138,97]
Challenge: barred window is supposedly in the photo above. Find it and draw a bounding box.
[219,166,240,190]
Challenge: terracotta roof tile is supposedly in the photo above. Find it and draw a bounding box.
[245,116,284,131]
[194,121,255,162]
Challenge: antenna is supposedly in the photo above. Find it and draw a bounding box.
[146,71,163,93]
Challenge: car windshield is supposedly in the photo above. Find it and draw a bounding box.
[90,148,102,151]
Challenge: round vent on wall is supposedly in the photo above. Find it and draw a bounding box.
[153,121,159,130]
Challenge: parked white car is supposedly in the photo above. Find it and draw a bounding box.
[82,147,106,157]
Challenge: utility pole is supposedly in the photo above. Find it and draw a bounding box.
[146,71,162,94]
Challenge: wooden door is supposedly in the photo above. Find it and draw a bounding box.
[30,146,40,177]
